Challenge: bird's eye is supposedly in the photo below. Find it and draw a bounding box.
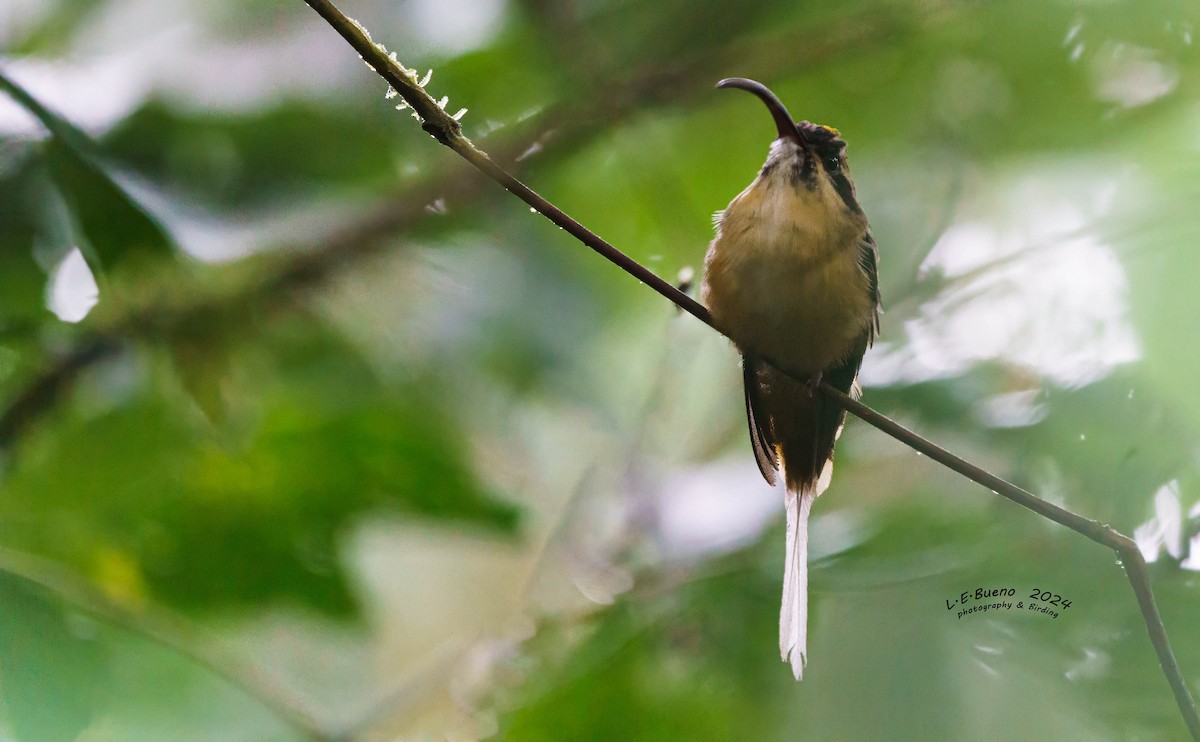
[824,155,842,172]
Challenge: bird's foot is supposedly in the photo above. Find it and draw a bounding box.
[803,372,823,397]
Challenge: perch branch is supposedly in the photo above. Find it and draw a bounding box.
[299,1,1200,737]
[1,0,911,451]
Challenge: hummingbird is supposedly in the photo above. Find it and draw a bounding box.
[701,78,880,680]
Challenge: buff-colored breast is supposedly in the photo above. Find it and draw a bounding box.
[702,165,872,375]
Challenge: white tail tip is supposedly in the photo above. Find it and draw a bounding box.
[780,490,814,681]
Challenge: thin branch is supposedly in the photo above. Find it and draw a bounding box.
[300,0,712,322]
[0,8,883,449]
[0,548,339,741]
[835,393,1197,736]
[0,338,116,447]
[2,0,917,451]
[300,2,1200,738]
[0,7,954,740]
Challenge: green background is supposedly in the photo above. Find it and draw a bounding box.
[2,0,1199,739]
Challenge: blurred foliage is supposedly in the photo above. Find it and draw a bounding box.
[3,0,1200,740]
[103,101,401,210]
[0,573,105,742]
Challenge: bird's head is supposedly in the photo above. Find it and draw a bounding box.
[716,77,861,215]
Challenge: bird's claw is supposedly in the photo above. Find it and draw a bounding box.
[804,373,823,397]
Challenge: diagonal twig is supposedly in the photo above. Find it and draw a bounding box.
[1,0,917,453]
[299,1,1200,737]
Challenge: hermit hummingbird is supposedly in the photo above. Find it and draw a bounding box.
[701,77,880,680]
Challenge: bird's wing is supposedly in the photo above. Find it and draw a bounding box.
[743,355,779,485]
[859,231,882,345]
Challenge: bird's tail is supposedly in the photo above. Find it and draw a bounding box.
[780,486,815,680]
[760,366,849,680]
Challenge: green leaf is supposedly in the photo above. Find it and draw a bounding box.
[166,314,236,425]
[0,156,52,328]
[0,312,519,616]
[0,573,107,742]
[0,71,174,273]
[40,139,173,271]
[101,100,403,211]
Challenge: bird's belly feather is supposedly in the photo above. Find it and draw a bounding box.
[705,233,871,374]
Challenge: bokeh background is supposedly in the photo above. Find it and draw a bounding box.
[3,0,1200,739]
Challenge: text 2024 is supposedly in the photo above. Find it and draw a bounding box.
[1030,589,1071,609]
